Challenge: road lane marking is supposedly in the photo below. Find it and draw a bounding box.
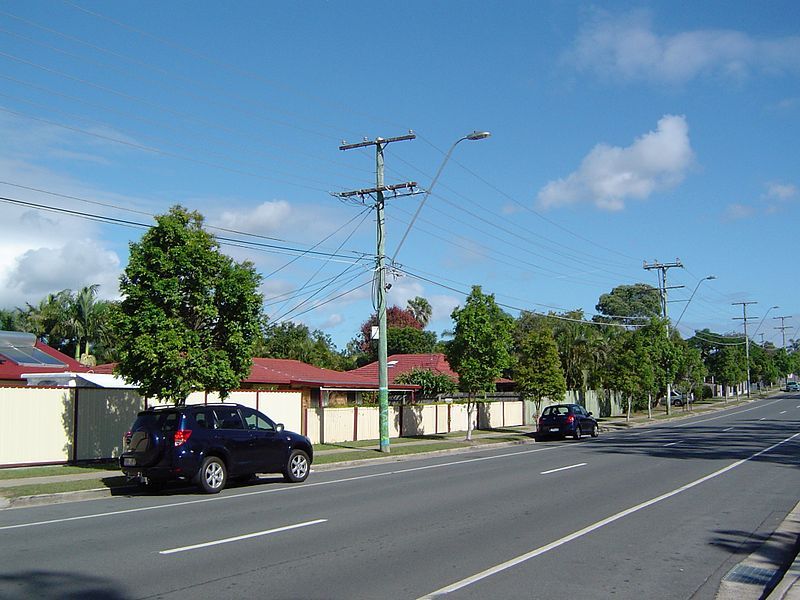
[671,399,783,428]
[159,519,327,555]
[781,411,787,415]
[723,427,734,432]
[0,445,563,531]
[417,430,800,599]
[663,441,683,447]
[1,397,788,532]
[760,417,767,421]
[540,463,586,475]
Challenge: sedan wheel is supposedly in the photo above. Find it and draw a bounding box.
[197,456,227,494]
[573,426,581,441]
[591,424,599,437]
[283,450,310,483]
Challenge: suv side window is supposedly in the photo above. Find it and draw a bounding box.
[213,407,245,430]
[193,408,217,430]
[240,407,275,431]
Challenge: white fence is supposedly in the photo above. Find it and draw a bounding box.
[0,386,631,466]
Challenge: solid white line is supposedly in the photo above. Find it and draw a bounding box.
[0,445,561,531]
[663,441,683,447]
[417,430,800,599]
[723,427,734,432]
[159,519,327,555]
[540,463,586,475]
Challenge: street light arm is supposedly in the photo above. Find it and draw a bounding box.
[390,132,490,264]
[674,275,715,329]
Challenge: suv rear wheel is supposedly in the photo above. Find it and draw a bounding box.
[196,456,227,493]
[283,450,310,483]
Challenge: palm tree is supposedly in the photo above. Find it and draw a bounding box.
[71,285,107,363]
[407,296,433,328]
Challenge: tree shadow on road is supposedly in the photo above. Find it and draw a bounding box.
[587,419,800,468]
[0,570,130,599]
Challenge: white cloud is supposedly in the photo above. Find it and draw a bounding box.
[2,239,120,305]
[219,200,293,234]
[430,294,460,324]
[766,182,797,201]
[320,313,343,329]
[537,115,693,211]
[567,10,800,84]
[724,203,755,221]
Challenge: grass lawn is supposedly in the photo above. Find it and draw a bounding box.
[1,476,130,499]
[0,462,118,481]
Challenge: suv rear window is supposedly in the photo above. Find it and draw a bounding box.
[132,411,179,433]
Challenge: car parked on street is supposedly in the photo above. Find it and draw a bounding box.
[536,404,599,440]
[785,381,800,393]
[120,403,313,494]
[670,392,687,406]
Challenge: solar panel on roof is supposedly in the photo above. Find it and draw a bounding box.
[0,330,66,367]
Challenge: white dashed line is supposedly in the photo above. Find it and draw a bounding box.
[723,427,734,432]
[664,441,683,447]
[541,463,586,475]
[159,519,327,554]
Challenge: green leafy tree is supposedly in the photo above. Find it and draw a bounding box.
[387,327,437,356]
[710,344,746,400]
[513,327,567,419]
[0,307,23,331]
[256,321,352,370]
[594,283,661,324]
[446,286,513,440]
[395,367,457,398]
[114,206,263,404]
[607,329,655,420]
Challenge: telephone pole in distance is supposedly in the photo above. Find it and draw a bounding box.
[733,301,758,398]
[774,315,792,349]
[643,258,684,415]
[336,133,418,453]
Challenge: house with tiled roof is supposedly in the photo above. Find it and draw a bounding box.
[244,358,417,407]
[0,331,88,387]
[349,353,516,392]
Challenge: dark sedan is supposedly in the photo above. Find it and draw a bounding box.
[537,403,599,440]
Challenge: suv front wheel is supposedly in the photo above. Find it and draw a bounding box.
[196,456,227,493]
[283,450,310,483]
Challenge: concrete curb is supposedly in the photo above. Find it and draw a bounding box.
[716,499,800,600]
[2,438,537,509]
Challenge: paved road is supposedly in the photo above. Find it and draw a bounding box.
[1,394,799,599]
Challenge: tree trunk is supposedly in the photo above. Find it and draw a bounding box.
[648,394,652,420]
[465,395,473,441]
[626,396,631,422]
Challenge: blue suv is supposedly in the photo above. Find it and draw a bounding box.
[120,403,313,493]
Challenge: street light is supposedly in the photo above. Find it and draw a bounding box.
[674,275,716,329]
[391,131,491,263]
[752,305,780,340]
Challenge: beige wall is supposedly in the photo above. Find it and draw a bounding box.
[0,387,74,465]
[0,387,303,467]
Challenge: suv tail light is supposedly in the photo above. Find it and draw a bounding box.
[124,431,132,446]
[174,429,192,447]
[566,415,575,424]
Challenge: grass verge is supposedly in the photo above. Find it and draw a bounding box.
[1,476,130,500]
[0,462,118,481]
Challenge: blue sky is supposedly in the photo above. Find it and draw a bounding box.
[0,1,798,349]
